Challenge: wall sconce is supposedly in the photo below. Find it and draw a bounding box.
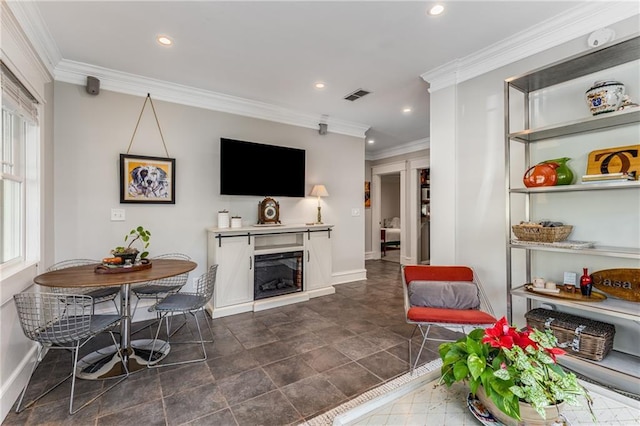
[310,184,329,224]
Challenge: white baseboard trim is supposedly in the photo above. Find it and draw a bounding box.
[307,286,336,298]
[0,342,38,423]
[332,269,367,285]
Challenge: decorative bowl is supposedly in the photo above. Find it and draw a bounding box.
[585,80,625,115]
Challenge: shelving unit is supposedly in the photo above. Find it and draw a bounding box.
[505,35,640,396]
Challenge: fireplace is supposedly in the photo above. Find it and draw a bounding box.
[254,251,303,300]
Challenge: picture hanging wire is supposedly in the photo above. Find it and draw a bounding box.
[126,93,170,157]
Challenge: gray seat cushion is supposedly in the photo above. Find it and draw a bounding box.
[408,280,480,310]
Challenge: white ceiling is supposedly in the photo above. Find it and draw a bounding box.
[11,1,632,158]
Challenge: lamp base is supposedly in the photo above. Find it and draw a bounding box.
[316,206,322,224]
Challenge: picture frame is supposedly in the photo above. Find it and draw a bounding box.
[120,154,176,204]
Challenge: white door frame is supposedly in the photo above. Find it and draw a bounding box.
[372,161,406,262]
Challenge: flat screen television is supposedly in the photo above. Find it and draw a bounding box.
[220,138,306,197]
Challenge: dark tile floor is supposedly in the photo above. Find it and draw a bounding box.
[4,260,454,426]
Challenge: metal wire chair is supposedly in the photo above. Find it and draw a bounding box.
[13,292,129,414]
[147,264,218,368]
[131,253,191,318]
[402,265,497,375]
[47,259,120,313]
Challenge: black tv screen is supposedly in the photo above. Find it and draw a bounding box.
[220,138,306,197]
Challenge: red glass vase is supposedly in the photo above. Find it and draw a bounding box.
[580,268,592,296]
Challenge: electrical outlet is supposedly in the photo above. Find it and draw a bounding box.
[351,208,360,217]
[111,208,125,221]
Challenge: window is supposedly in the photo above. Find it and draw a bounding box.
[1,61,40,268]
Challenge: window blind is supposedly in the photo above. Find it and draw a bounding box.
[1,60,39,124]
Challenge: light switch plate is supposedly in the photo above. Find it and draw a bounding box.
[351,208,360,217]
[111,208,125,221]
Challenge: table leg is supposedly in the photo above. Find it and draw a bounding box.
[75,284,170,379]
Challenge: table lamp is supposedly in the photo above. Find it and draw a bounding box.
[310,184,329,224]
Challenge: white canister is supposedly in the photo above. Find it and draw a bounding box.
[218,211,230,228]
[231,217,242,228]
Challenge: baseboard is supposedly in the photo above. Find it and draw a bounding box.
[332,269,367,285]
[0,342,38,423]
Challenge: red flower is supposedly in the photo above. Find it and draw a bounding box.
[544,346,566,362]
[513,329,538,351]
[482,316,518,349]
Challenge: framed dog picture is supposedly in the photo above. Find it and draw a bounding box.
[120,154,176,204]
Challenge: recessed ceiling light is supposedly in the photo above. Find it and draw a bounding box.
[403,107,413,113]
[367,139,375,144]
[428,4,444,16]
[157,35,173,46]
[314,82,326,89]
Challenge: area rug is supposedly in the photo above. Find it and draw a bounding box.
[301,358,443,426]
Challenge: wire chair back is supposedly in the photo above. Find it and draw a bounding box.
[134,253,191,291]
[46,259,100,296]
[195,264,218,303]
[13,292,94,345]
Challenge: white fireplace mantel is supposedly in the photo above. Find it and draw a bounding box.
[205,223,334,318]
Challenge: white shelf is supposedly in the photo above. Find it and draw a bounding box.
[510,180,640,193]
[511,285,639,321]
[509,243,640,259]
[254,244,305,255]
[508,108,640,143]
[559,350,640,381]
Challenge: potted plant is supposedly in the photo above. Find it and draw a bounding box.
[438,316,594,425]
[110,226,151,263]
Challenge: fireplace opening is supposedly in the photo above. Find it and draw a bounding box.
[254,251,303,300]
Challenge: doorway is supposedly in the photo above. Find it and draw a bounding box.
[419,168,430,264]
[380,174,401,263]
[372,162,406,264]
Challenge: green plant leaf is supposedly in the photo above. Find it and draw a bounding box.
[439,342,452,359]
[466,335,483,355]
[467,353,485,380]
[453,361,469,381]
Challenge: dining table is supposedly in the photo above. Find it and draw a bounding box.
[33,258,197,379]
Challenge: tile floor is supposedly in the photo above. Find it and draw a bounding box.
[348,377,640,425]
[3,260,456,426]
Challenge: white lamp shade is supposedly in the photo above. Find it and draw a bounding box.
[310,185,329,197]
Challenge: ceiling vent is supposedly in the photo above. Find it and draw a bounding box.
[344,89,371,101]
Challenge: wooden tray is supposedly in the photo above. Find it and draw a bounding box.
[524,284,606,302]
[95,261,152,274]
[591,268,640,302]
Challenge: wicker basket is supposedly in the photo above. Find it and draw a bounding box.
[525,308,615,361]
[512,225,573,242]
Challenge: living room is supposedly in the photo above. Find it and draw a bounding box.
[1,1,639,424]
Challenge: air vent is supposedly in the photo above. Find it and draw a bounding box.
[344,89,371,101]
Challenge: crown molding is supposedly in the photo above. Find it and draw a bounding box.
[1,1,52,102]
[4,0,60,77]
[366,138,429,161]
[55,59,369,138]
[422,2,639,92]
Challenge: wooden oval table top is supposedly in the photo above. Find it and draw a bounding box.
[34,259,197,288]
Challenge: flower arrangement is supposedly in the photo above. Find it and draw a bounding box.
[111,226,151,259]
[439,317,593,422]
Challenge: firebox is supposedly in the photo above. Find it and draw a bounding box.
[254,251,303,300]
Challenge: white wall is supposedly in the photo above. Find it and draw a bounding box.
[0,3,52,421]
[52,82,366,288]
[380,174,401,222]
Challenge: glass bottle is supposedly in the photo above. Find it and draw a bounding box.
[580,268,592,296]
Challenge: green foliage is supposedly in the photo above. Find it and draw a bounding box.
[112,226,151,258]
[438,317,594,422]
